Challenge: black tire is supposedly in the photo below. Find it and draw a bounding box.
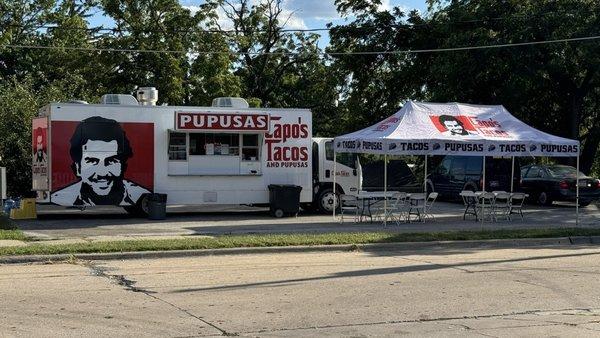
[579,201,591,207]
[123,194,150,217]
[272,208,285,218]
[463,182,477,192]
[123,205,147,217]
[537,191,553,206]
[317,188,339,214]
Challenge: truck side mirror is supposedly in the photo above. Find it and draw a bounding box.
[353,169,357,176]
[325,170,331,178]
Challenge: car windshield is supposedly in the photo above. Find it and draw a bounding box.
[546,166,585,178]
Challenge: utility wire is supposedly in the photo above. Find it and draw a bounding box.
[1,35,599,55]
[3,7,592,35]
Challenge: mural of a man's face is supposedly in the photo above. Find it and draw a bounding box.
[76,140,123,196]
[443,119,465,135]
[36,135,44,153]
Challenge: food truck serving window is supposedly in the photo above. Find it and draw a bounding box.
[168,132,263,175]
[189,133,239,156]
[169,132,187,160]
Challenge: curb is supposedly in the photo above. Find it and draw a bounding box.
[1,236,598,264]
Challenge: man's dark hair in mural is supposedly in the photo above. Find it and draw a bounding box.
[438,115,470,136]
[51,116,150,206]
[33,127,47,163]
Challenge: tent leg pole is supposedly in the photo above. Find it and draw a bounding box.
[576,155,580,227]
[384,153,388,227]
[482,156,486,192]
[481,156,486,227]
[424,155,428,194]
[333,149,336,221]
[510,156,515,193]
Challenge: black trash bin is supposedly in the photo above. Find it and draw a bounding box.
[147,193,168,220]
[268,184,302,218]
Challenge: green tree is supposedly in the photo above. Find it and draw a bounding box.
[0,75,90,196]
[330,0,600,173]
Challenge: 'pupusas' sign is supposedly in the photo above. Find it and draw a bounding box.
[176,112,270,131]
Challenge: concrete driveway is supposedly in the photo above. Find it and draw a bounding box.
[16,201,600,240]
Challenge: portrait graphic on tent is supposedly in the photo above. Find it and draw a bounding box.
[430,115,478,137]
[32,117,49,191]
[50,117,154,207]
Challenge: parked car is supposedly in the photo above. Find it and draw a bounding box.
[520,164,600,206]
[361,160,421,192]
[427,156,520,199]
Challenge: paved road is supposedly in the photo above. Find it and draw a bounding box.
[3,244,600,336]
[17,202,600,240]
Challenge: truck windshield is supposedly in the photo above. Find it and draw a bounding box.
[325,141,357,169]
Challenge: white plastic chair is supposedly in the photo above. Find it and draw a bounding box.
[460,190,479,220]
[510,192,526,219]
[493,192,511,221]
[423,192,439,221]
[477,192,496,222]
[407,193,426,223]
[339,194,361,223]
[384,192,408,225]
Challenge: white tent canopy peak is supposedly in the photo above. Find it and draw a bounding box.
[334,101,579,157]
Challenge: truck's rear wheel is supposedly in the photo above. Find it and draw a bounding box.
[123,194,150,217]
[123,205,143,216]
[317,188,338,214]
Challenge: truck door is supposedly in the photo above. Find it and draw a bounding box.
[322,140,360,195]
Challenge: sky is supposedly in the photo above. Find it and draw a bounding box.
[89,0,429,48]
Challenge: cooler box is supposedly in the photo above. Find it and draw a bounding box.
[10,198,37,220]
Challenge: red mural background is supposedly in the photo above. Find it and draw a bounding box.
[51,121,154,192]
[429,115,477,133]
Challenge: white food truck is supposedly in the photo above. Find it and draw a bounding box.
[32,88,360,215]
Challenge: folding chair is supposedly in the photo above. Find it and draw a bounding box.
[339,194,361,223]
[460,190,479,220]
[510,192,526,219]
[384,192,408,225]
[493,192,511,221]
[407,193,426,223]
[423,192,438,221]
[477,192,496,222]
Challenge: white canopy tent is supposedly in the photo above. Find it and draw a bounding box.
[333,101,581,224]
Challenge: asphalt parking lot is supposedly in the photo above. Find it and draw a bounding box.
[16,201,600,240]
[4,245,600,336]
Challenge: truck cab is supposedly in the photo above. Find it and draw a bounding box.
[311,138,361,213]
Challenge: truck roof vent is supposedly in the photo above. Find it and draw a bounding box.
[136,87,158,106]
[67,100,89,104]
[100,94,139,106]
[212,97,249,109]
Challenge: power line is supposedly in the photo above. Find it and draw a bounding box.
[3,7,592,35]
[1,35,599,56]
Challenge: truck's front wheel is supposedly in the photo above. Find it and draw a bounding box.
[317,188,339,214]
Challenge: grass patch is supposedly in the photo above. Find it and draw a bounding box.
[0,229,27,241]
[0,213,18,230]
[1,227,600,257]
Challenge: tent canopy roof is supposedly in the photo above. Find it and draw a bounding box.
[334,101,579,157]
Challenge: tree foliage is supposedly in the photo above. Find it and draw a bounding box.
[0,0,599,196]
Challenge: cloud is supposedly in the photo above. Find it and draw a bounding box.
[183,5,202,15]
[285,0,339,20]
[280,8,308,29]
[184,1,308,30]
[377,0,392,12]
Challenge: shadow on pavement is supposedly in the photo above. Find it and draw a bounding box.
[15,201,600,238]
[167,249,600,293]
